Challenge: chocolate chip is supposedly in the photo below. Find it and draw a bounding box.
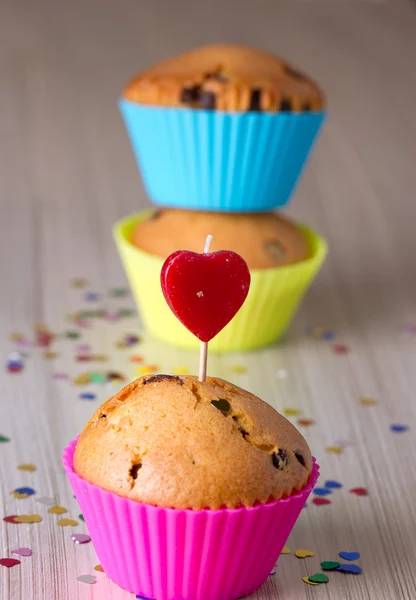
[200,91,216,110]
[180,85,201,104]
[272,449,289,470]
[248,88,262,112]
[211,399,231,414]
[143,374,183,385]
[284,65,305,81]
[204,72,229,83]
[294,451,306,467]
[129,462,142,480]
[279,98,292,112]
[99,413,107,419]
[302,102,311,112]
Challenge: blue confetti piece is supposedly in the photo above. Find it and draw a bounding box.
[15,487,35,496]
[337,564,362,574]
[339,551,360,561]
[85,292,100,302]
[80,392,97,401]
[321,331,335,341]
[390,424,409,433]
[313,487,332,496]
[325,480,343,489]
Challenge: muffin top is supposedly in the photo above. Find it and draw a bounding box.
[123,44,325,112]
[74,375,312,510]
[132,209,308,269]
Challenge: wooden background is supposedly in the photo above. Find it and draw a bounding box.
[1,0,416,598]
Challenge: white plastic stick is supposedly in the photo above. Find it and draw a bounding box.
[198,235,212,382]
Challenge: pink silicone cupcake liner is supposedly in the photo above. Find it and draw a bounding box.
[63,439,319,600]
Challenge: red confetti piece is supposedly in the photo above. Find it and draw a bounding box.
[349,487,368,496]
[0,558,21,568]
[3,515,20,524]
[312,498,331,506]
[333,344,349,354]
[297,418,315,427]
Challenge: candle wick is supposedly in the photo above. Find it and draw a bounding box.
[204,234,213,254]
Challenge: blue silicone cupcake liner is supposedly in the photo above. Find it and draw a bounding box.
[119,100,325,212]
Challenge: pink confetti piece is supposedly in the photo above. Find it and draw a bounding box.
[11,547,32,557]
[72,534,91,544]
[52,373,69,380]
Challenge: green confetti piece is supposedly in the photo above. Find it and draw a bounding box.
[78,514,85,521]
[118,308,136,318]
[89,373,107,383]
[109,288,128,297]
[308,573,329,584]
[321,561,340,571]
[0,435,10,443]
[65,330,81,339]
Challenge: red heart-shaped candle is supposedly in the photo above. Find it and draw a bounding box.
[161,250,251,342]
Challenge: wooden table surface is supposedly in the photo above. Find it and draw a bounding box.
[1,0,416,598]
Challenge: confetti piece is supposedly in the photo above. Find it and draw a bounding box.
[129,355,144,363]
[0,558,21,568]
[71,278,87,288]
[173,366,190,375]
[52,372,69,380]
[79,392,97,401]
[312,498,331,506]
[339,551,360,561]
[325,480,342,489]
[48,505,68,515]
[14,487,35,496]
[94,564,104,572]
[294,549,315,558]
[281,546,291,554]
[349,487,368,496]
[313,488,332,496]
[15,514,42,524]
[230,365,247,374]
[136,365,159,375]
[72,534,91,544]
[6,357,24,373]
[65,330,81,339]
[11,547,32,557]
[360,397,377,406]
[11,492,29,499]
[36,496,55,506]
[302,576,318,586]
[333,344,349,354]
[107,371,127,382]
[3,515,20,524]
[85,292,100,302]
[337,564,362,574]
[390,424,409,433]
[76,574,96,584]
[269,568,276,575]
[116,333,141,348]
[110,287,129,297]
[78,514,84,521]
[308,573,329,584]
[284,408,301,416]
[89,372,107,383]
[118,308,136,318]
[43,351,58,359]
[321,561,340,570]
[321,331,335,341]
[10,332,25,342]
[0,435,11,443]
[276,369,288,378]
[73,373,90,385]
[57,518,78,527]
[18,464,37,472]
[297,418,315,427]
[36,330,54,348]
[325,446,343,454]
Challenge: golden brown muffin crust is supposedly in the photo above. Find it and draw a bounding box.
[123,44,325,112]
[132,209,308,269]
[74,375,312,510]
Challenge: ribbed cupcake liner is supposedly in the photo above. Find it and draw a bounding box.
[119,100,325,212]
[113,212,328,353]
[63,439,319,600]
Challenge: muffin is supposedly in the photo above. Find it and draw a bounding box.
[114,211,327,352]
[132,209,308,269]
[119,43,326,211]
[64,374,319,600]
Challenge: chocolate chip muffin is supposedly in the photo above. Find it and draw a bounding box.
[74,375,312,510]
[131,209,308,269]
[123,44,324,113]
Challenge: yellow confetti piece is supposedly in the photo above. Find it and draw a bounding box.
[230,365,247,374]
[73,373,90,385]
[360,397,377,406]
[10,332,25,342]
[43,351,58,360]
[284,408,301,417]
[294,549,315,558]
[10,491,29,499]
[15,514,42,524]
[91,354,109,362]
[33,323,48,332]
[94,564,104,572]
[281,546,292,555]
[302,576,319,586]
[136,365,159,375]
[172,366,189,375]
[57,518,78,527]
[18,464,37,472]
[71,277,87,288]
[48,505,68,515]
[325,446,343,455]
[311,327,325,338]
